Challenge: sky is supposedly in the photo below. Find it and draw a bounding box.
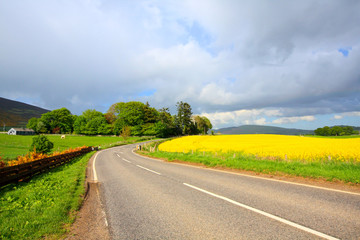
[1,0,359,130]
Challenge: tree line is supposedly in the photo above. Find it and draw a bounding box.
[26,101,212,138]
[314,126,357,136]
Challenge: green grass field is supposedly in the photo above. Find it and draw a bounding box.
[0,134,155,239]
[0,152,94,240]
[0,134,152,161]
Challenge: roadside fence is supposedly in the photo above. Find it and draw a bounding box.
[0,146,97,187]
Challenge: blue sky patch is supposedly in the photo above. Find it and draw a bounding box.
[338,47,352,57]
[137,89,156,97]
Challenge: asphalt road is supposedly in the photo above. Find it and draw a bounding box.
[93,144,360,239]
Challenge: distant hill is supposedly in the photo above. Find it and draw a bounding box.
[214,125,314,135]
[0,97,49,130]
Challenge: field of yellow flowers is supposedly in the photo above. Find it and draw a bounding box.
[159,135,360,163]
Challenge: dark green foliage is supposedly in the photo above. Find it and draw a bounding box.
[193,115,212,134]
[175,101,194,135]
[30,135,54,154]
[26,101,213,138]
[314,126,355,136]
[26,117,39,133]
[144,102,158,124]
[111,101,146,126]
[40,108,73,134]
[73,110,110,135]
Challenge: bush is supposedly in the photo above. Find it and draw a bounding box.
[30,135,54,154]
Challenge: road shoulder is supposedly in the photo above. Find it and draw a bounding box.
[64,153,110,240]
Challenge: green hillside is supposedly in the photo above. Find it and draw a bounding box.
[215,125,314,135]
[0,97,49,130]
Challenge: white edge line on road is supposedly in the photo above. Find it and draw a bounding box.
[183,183,339,240]
[93,152,99,182]
[132,150,360,196]
[93,148,116,182]
[136,165,161,175]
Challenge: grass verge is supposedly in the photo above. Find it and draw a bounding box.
[0,152,94,240]
[141,150,360,184]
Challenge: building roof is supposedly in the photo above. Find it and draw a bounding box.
[10,128,35,132]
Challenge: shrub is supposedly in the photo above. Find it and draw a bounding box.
[30,135,54,154]
[0,154,6,168]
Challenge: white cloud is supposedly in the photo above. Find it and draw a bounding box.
[202,108,281,128]
[272,116,316,125]
[333,115,343,120]
[332,111,360,120]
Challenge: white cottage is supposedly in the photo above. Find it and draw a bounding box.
[8,128,35,135]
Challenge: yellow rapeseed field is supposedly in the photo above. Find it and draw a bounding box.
[158,135,360,162]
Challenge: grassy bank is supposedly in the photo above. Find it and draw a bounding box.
[0,134,153,161]
[0,152,94,240]
[141,150,360,184]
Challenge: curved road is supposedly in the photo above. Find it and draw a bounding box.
[93,144,360,239]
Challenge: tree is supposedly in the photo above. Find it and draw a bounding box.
[343,126,354,135]
[113,118,126,135]
[157,108,177,137]
[121,126,131,140]
[314,127,324,136]
[323,126,331,136]
[331,126,342,136]
[109,101,147,126]
[82,109,103,122]
[73,115,87,134]
[74,110,111,135]
[40,108,73,133]
[30,135,54,154]
[142,123,157,136]
[36,121,47,133]
[104,112,116,124]
[314,126,355,136]
[143,102,158,124]
[85,117,107,135]
[27,117,39,133]
[175,101,193,135]
[193,115,213,134]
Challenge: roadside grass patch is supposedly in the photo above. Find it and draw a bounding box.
[142,150,360,184]
[0,152,94,240]
[0,134,153,161]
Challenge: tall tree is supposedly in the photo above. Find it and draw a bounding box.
[193,115,213,134]
[175,101,193,135]
[143,102,158,124]
[40,108,73,133]
[109,101,146,126]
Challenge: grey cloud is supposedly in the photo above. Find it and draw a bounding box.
[0,0,360,124]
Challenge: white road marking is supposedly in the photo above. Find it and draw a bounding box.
[122,158,131,163]
[93,152,99,182]
[183,183,339,240]
[133,151,360,196]
[136,165,161,175]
